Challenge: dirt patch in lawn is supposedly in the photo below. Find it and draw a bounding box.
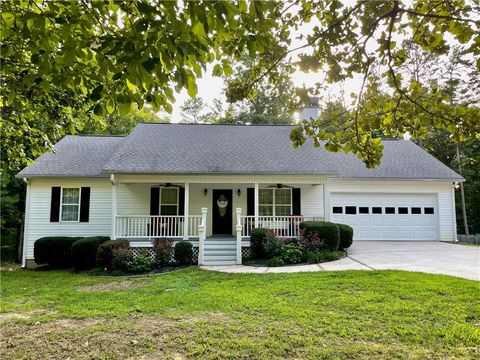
[76,280,145,293]
[0,309,58,322]
[0,313,232,360]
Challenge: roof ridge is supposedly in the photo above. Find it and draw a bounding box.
[138,122,296,127]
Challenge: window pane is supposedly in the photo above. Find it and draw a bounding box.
[275,189,291,205]
[275,205,291,216]
[372,207,382,214]
[259,189,273,204]
[345,206,356,214]
[62,188,79,204]
[259,205,273,216]
[385,207,395,214]
[411,207,421,214]
[161,188,177,204]
[160,205,177,215]
[424,207,434,214]
[61,205,79,221]
[398,207,408,214]
[333,207,343,214]
[359,207,369,214]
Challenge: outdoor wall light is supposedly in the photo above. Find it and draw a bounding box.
[204,188,208,196]
[237,189,241,196]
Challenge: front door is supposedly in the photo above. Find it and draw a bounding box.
[212,189,233,235]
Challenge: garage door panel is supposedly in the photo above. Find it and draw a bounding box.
[331,193,438,241]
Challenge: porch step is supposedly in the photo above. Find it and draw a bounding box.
[202,237,238,265]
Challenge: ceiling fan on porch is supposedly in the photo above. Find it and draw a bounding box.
[154,183,183,188]
[266,184,294,189]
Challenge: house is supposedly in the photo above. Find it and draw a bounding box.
[17,122,463,267]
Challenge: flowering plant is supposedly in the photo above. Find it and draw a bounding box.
[152,238,174,267]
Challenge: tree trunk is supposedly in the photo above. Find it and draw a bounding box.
[456,143,469,235]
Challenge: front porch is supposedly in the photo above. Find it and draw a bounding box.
[110,174,327,265]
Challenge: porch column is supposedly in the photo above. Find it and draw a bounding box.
[111,174,117,240]
[183,182,189,240]
[254,183,259,227]
[323,182,330,221]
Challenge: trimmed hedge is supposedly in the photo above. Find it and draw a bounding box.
[96,239,129,269]
[299,221,340,251]
[34,237,82,267]
[336,223,354,249]
[71,236,110,270]
[250,228,274,259]
[174,241,193,265]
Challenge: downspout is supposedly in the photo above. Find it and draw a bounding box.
[21,178,30,268]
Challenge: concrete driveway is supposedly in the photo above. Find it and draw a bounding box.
[202,241,480,281]
[347,241,480,281]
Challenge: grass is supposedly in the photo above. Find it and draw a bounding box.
[1,268,479,359]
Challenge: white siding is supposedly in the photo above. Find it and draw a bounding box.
[328,180,456,241]
[116,183,150,215]
[25,178,112,260]
[299,184,324,218]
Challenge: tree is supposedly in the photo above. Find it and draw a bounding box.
[216,55,297,124]
[1,1,479,170]
[180,97,208,124]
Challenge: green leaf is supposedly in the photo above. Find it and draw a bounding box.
[187,75,197,97]
[126,78,137,91]
[223,64,233,76]
[106,99,115,114]
[1,13,15,28]
[118,101,131,115]
[192,21,206,38]
[212,64,223,77]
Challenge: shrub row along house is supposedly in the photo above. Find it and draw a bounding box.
[17,118,462,267]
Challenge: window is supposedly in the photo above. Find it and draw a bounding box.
[424,207,435,214]
[372,207,382,214]
[160,188,178,215]
[61,188,80,221]
[333,206,343,214]
[411,207,421,214]
[398,207,408,214]
[259,188,292,216]
[345,206,357,214]
[359,207,369,214]
[385,207,395,214]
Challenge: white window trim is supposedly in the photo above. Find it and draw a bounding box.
[159,187,179,215]
[259,188,292,216]
[60,187,81,222]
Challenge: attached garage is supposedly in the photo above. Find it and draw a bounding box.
[330,192,438,241]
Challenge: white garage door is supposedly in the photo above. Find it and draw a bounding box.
[330,193,438,241]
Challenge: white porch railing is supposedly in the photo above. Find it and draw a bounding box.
[115,215,202,238]
[240,215,325,238]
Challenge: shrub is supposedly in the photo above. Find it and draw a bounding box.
[299,221,340,251]
[34,237,82,267]
[152,238,174,267]
[96,239,129,270]
[336,223,354,249]
[264,236,284,259]
[129,249,152,273]
[112,248,152,273]
[71,236,110,270]
[305,250,344,264]
[266,256,284,267]
[111,248,135,272]
[250,228,275,259]
[281,244,302,264]
[174,241,193,265]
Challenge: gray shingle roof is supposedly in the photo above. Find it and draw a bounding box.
[17,123,463,180]
[17,135,124,177]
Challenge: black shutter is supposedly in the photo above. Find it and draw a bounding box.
[178,187,185,215]
[50,187,61,222]
[150,187,160,215]
[247,188,254,215]
[79,187,91,222]
[292,188,301,215]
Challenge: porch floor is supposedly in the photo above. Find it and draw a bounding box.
[204,236,237,265]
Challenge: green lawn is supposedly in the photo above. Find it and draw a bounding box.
[1,268,479,359]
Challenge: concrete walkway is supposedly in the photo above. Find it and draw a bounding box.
[200,241,480,281]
